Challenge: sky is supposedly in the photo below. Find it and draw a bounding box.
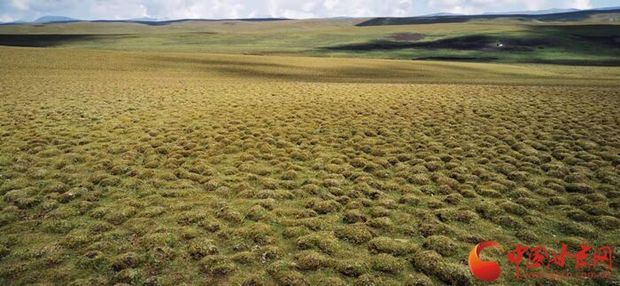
[0,0,619,22]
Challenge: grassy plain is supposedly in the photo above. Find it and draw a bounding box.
[1,17,619,64]
[0,46,619,285]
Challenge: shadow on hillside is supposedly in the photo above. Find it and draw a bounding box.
[323,24,620,65]
[0,34,132,47]
[325,35,551,51]
[143,55,292,69]
[140,54,427,83]
[0,34,92,47]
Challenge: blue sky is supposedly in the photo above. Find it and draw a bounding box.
[1,0,619,22]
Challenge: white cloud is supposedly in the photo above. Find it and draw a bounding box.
[10,0,30,11]
[0,14,15,22]
[569,0,592,9]
[0,0,418,20]
[428,0,558,14]
[0,0,606,21]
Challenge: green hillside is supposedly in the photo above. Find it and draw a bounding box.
[1,12,619,65]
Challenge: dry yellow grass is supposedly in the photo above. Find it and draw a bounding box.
[0,47,619,285]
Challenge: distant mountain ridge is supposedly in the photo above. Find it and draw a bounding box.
[34,16,77,23]
[423,12,462,17]
[483,8,579,15]
[128,17,161,22]
[594,6,620,10]
[3,16,289,26]
[4,6,620,26]
[422,9,583,17]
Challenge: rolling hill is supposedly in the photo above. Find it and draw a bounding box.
[356,8,620,26]
[33,16,78,24]
[0,8,618,65]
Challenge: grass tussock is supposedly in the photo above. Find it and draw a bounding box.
[0,47,618,285]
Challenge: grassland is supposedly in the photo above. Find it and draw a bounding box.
[0,45,619,285]
[1,15,619,65]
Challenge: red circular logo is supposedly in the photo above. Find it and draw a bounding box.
[469,241,502,282]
